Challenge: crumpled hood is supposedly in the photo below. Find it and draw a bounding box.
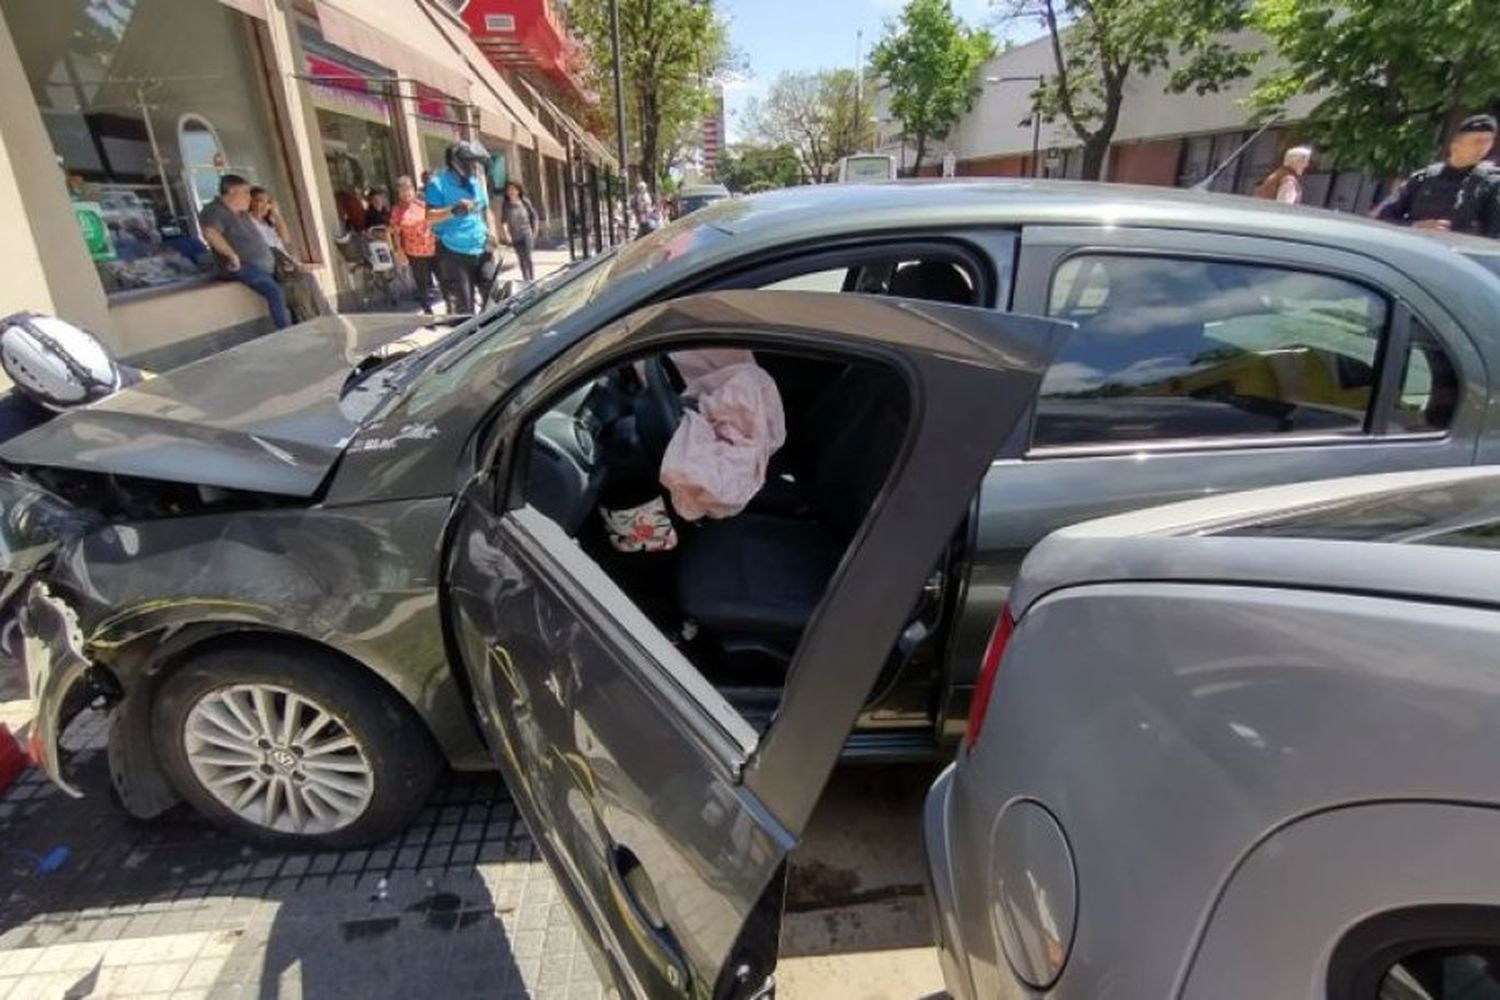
[0,313,444,498]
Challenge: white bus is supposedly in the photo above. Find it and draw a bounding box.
[836,153,898,183]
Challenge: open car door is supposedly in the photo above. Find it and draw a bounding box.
[442,289,1068,999]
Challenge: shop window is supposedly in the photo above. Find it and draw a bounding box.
[3,0,292,296]
[179,115,228,219]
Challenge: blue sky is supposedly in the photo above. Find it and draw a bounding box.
[719,0,998,143]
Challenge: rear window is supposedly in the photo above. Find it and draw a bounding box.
[1463,252,1500,283]
[1212,476,1500,549]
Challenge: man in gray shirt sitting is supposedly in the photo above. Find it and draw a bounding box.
[198,174,291,329]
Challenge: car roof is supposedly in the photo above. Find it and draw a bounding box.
[1010,466,1500,617]
[671,180,1500,304]
[714,179,1485,246]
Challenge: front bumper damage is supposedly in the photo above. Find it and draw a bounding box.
[21,582,90,797]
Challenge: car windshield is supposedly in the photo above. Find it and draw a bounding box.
[395,215,733,409]
[1463,251,1500,283]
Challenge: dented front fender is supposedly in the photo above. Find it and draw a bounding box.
[21,582,90,797]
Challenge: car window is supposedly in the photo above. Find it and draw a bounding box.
[1210,473,1500,548]
[764,268,848,293]
[1379,945,1500,999]
[1035,254,1392,448]
[1393,318,1460,433]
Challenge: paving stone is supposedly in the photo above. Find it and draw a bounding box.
[1,747,597,1000]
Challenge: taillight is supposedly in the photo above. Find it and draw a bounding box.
[964,604,1014,755]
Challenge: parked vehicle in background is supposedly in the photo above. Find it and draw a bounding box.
[929,466,1500,1000]
[12,181,1500,859]
[837,153,897,182]
[676,182,730,215]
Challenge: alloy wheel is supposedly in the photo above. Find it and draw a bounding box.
[182,683,375,835]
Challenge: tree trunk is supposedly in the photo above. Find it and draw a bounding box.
[1080,83,1124,181]
[911,134,928,177]
[1080,134,1110,180]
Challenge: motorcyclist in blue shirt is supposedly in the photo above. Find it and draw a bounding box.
[424,140,499,315]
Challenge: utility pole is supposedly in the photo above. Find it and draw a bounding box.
[609,0,630,207]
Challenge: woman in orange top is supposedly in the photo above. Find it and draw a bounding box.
[390,175,439,313]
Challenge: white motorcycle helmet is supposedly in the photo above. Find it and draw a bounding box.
[0,312,121,411]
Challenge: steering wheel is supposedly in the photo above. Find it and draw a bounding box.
[635,356,685,456]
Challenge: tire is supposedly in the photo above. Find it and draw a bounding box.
[151,640,441,849]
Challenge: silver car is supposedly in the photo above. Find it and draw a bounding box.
[927,465,1500,1000]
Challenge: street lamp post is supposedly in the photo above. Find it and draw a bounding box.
[609,0,629,227]
[985,74,1044,178]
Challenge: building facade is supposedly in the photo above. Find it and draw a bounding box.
[461,0,622,250]
[0,0,567,369]
[873,32,1408,216]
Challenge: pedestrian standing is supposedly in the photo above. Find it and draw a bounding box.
[629,180,659,239]
[500,181,540,282]
[1374,114,1500,236]
[1254,146,1313,204]
[198,174,290,330]
[391,175,438,314]
[425,140,495,314]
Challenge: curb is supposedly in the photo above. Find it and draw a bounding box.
[0,723,27,794]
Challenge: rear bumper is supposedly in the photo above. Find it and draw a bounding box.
[20,582,90,798]
[923,763,977,1000]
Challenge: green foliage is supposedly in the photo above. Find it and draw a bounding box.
[1000,0,1254,179]
[716,142,805,192]
[871,0,995,173]
[1249,0,1500,176]
[744,69,877,182]
[568,0,732,192]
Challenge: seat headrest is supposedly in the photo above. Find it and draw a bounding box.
[888,261,975,306]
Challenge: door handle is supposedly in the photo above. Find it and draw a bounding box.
[607,844,692,994]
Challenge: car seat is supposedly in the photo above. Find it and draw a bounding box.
[674,364,908,661]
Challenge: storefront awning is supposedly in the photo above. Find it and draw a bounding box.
[314,0,473,104]
[519,79,618,171]
[420,6,567,161]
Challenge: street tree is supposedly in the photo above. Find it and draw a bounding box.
[871,0,995,176]
[744,70,876,182]
[1249,0,1500,177]
[569,0,732,192]
[997,0,1254,180]
[716,142,804,192]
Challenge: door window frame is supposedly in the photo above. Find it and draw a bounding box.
[1011,226,1475,460]
[1327,904,1500,999]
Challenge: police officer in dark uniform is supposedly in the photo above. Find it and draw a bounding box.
[1375,114,1500,236]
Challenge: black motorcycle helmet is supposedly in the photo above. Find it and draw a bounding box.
[445,139,491,178]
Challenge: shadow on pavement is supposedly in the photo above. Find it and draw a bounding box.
[0,716,594,999]
[781,762,946,959]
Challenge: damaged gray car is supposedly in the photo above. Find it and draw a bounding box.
[10,181,1500,857]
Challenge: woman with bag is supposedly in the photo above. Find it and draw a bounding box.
[499,181,540,282]
[390,176,438,314]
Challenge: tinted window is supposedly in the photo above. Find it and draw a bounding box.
[1380,945,1500,999]
[1037,254,1390,448]
[1212,474,1500,548]
[1393,319,1460,433]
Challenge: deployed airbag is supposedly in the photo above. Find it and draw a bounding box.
[660,350,785,521]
